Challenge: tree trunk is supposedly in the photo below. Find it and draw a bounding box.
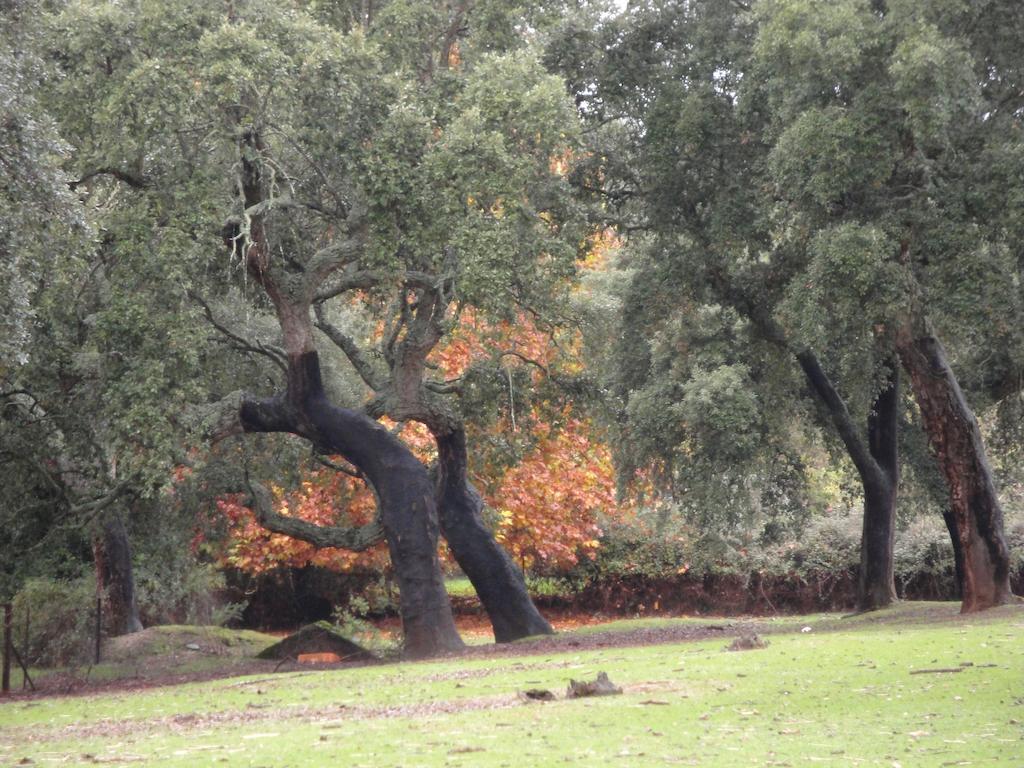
[94,514,143,636]
[941,507,965,599]
[858,480,897,609]
[858,365,899,611]
[241,352,464,658]
[435,428,554,642]
[796,351,898,611]
[317,282,553,643]
[896,321,1013,612]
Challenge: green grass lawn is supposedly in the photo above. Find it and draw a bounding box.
[2,602,1022,767]
[444,577,479,599]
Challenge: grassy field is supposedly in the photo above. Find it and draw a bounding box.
[2,602,1022,767]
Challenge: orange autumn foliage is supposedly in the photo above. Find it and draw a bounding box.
[220,272,626,576]
[433,309,623,570]
[488,410,616,570]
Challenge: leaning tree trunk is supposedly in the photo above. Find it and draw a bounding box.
[93,513,143,636]
[941,507,966,599]
[797,351,898,611]
[318,280,554,643]
[435,428,554,641]
[240,353,464,658]
[896,319,1012,612]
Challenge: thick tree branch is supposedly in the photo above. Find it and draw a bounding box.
[69,167,148,190]
[185,391,249,443]
[382,288,411,367]
[796,350,885,487]
[315,268,384,302]
[705,266,885,486]
[424,379,463,395]
[305,226,368,291]
[246,477,384,551]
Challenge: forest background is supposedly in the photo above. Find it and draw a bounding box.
[2,0,1023,661]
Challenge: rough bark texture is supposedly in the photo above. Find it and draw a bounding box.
[796,351,898,611]
[941,507,966,599]
[95,514,143,636]
[240,353,464,658]
[896,322,1013,611]
[436,429,554,641]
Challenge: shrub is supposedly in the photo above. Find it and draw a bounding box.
[135,558,235,626]
[894,514,957,594]
[331,581,397,654]
[783,512,861,576]
[12,576,96,668]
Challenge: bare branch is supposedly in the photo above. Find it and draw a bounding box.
[310,450,363,479]
[189,290,288,372]
[313,304,386,390]
[499,350,550,376]
[424,379,463,395]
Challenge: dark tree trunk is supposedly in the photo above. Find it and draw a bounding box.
[797,351,898,611]
[227,124,462,659]
[858,480,897,609]
[94,514,143,636]
[896,321,1012,611]
[317,281,553,643]
[858,366,899,611]
[241,352,464,658]
[941,507,965,599]
[435,429,554,642]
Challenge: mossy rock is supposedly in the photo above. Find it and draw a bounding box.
[256,621,376,662]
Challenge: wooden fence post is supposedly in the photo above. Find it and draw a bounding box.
[94,596,102,664]
[2,602,11,694]
[22,603,29,690]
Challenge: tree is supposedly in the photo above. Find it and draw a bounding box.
[219,317,621,582]
[751,0,1018,610]
[196,1,588,642]
[555,0,1024,612]
[550,0,902,609]
[0,0,89,370]
[298,4,588,639]
[0,0,157,633]
[41,0,594,653]
[34,0,466,655]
